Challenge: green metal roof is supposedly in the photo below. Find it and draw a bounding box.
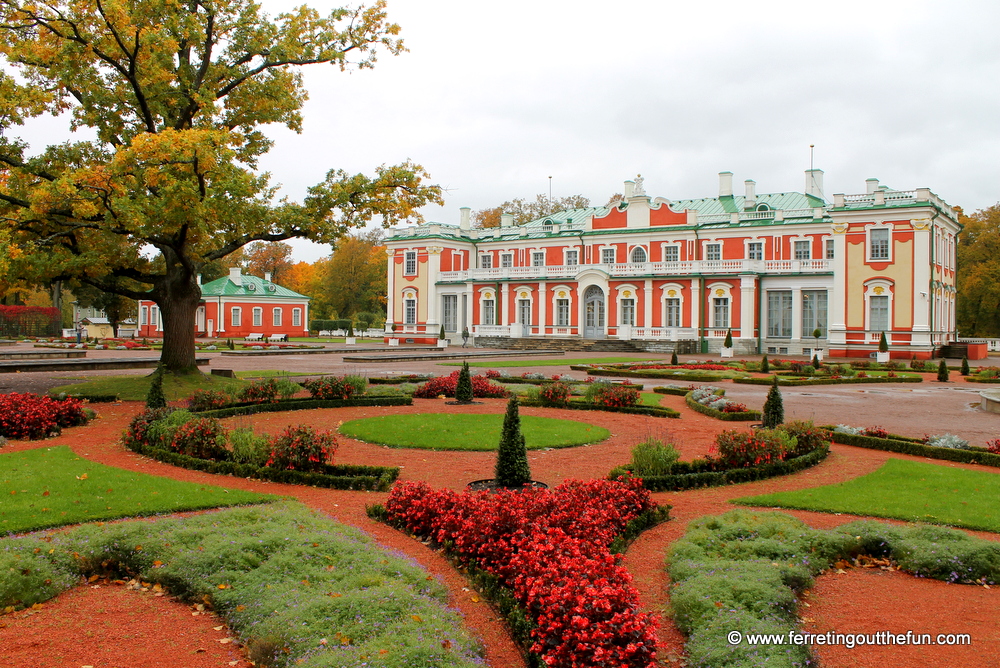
[668,192,824,215]
[199,274,309,300]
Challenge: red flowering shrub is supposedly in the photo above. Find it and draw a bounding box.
[0,393,89,440]
[720,402,748,413]
[384,478,659,668]
[539,381,571,407]
[266,425,337,472]
[238,378,279,404]
[412,371,508,398]
[171,417,226,459]
[856,371,868,378]
[987,439,1000,454]
[862,426,889,438]
[187,389,230,411]
[711,429,793,468]
[591,384,639,408]
[302,376,355,400]
[122,408,173,450]
[485,369,501,379]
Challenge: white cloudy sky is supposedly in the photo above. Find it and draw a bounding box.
[14,0,1000,263]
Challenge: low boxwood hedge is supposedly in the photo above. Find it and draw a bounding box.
[367,375,435,385]
[684,391,761,421]
[826,431,1000,468]
[48,392,120,403]
[733,375,923,386]
[518,398,679,418]
[963,376,1000,384]
[609,444,829,491]
[193,395,412,418]
[125,438,399,491]
[652,386,691,396]
[575,367,745,382]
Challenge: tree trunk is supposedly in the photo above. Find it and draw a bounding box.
[158,267,203,373]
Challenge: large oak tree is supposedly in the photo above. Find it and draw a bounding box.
[0,0,441,371]
[957,204,1000,336]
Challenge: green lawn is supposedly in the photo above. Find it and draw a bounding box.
[0,447,275,534]
[339,413,609,450]
[732,458,1000,532]
[639,392,664,407]
[50,370,244,401]
[442,356,665,369]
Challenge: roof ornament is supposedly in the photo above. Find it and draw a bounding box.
[633,174,646,197]
[247,283,256,291]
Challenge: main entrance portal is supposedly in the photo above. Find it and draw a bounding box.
[583,285,605,339]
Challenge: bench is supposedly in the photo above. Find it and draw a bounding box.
[267,334,287,343]
[245,333,264,342]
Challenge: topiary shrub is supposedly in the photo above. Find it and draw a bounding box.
[723,329,733,348]
[760,355,769,373]
[961,356,970,376]
[266,425,338,472]
[495,396,531,488]
[145,365,167,409]
[878,331,889,353]
[937,359,950,382]
[761,376,784,428]
[455,361,474,403]
[670,351,679,365]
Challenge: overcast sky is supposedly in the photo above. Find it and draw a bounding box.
[15,0,1000,263]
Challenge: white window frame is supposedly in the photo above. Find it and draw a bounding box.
[868,225,892,262]
[273,307,282,327]
[480,254,493,269]
[532,251,546,267]
[801,290,828,338]
[551,285,573,328]
[601,247,616,264]
[864,281,893,332]
[150,306,159,330]
[661,283,685,329]
[707,283,732,329]
[793,239,811,260]
[564,249,579,266]
[404,250,418,276]
[629,246,647,264]
[451,251,464,272]
[140,306,148,326]
[292,308,301,327]
[824,238,835,260]
[231,306,241,328]
[616,285,639,327]
[766,290,793,338]
[704,242,722,261]
[442,294,458,332]
[404,296,417,325]
[252,307,262,327]
[746,240,764,261]
[662,244,681,263]
[500,253,513,268]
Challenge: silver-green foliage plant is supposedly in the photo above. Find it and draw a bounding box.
[925,433,971,450]
[0,502,483,667]
[229,428,271,467]
[630,438,680,476]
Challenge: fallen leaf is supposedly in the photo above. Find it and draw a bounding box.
[42,491,49,497]
[214,625,225,631]
[442,639,452,650]
[77,474,88,480]
[218,638,232,644]
[194,648,206,654]
[471,596,480,603]
[411,614,422,623]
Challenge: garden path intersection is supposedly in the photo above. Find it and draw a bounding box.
[1,348,999,667]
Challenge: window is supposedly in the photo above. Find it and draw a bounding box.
[532,252,545,267]
[712,298,729,328]
[747,242,763,260]
[140,306,148,326]
[620,298,635,325]
[630,247,647,263]
[767,291,792,338]
[870,228,890,260]
[452,251,464,271]
[273,308,282,327]
[482,298,495,325]
[794,240,811,260]
[802,291,828,337]
[151,306,159,329]
[480,254,492,269]
[556,299,570,327]
[404,251,417,275]
[231,306,241,327]
[442,295,458,332]
[869,294,889,331]
[664,245,680,263]
[404,298,417,325]
[825,239,835,259]
[252,307,262,327]
[706,243,721,261]
[565,250,578,266]
[665,298,681,327]
[292,308,301,327]
[601,248,616,264]
[501,253,513,268]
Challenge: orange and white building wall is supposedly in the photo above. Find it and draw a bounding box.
[384,172,960,358]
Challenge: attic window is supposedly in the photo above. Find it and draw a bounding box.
[247,283,256,291]
[267,285,276,292]
[756,203,771,212]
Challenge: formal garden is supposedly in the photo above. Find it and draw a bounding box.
[2,355,999,668]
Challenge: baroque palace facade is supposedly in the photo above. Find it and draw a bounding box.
[383,171,960,359]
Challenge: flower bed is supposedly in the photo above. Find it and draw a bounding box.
[123,408,398,490]
[0,393,93,440]
[824,428,1000,468]
[190,395,411,419]
[684,388,760,421]
[368,373,436,384]
[733,374,923,386]
[518,398,680,418]
[576,366,749,381]
[413,370,508,398]
[378,478,669,668]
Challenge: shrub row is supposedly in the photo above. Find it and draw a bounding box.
[368,374,435,384]
[652,385,692,396]
[684,391,761,421]
[192,395,412,419]
[610,444,829,491]
[827,431,1000,468]
[518,398,680,418]
[733,375,923,386]
[48,392,120,403]
[575,367,740,381]
[382,479,667,668]
[0,393,92,440]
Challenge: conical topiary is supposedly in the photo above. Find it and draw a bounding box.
[146,365,167,409]
[760,355,770,373]
[812,353,821,369]
[495,396,531,488]
[439,325,446,340]
[937,359,950,382]
[761,375,784,428]
[724,329,733,348]
[961,356,970,376]
[455,360,474,403]
[878,331,888,353]
[347,322,354,337]
[670,350,678,365]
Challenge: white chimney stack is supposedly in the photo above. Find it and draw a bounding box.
[866,178,880,194]
[805,169,824,199]
[196,274,202,285]
[719,171,734,197]
[744,180,756,209]
[623,180,635,199]
[460,207,471,230]
[229,266,242,285]
[264,272,272,282]
[500,213,514,228]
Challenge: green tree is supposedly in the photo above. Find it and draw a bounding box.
[760,355,770,373]
[761,376,784,428]
[145,365,167,409]
[494,396,531,488]
[937,359,950,382]
[455,361,473,404]
[317,230,387,319]
[961,356,970,376]
[878,332,889,353]
[957,204,1000,336]
[0,0,441,372]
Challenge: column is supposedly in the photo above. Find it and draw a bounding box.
[828,223,848,349]
[689,277,701,336]
[739,274,756,343]
[791,286,803,343]
[500,282,510,333]
[910,218,932,348]
[538,282,547,336]
[425,247,443,333]
[643,279,653,333]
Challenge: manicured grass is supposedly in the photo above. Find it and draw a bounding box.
[235,369,319,379]
[0,447,275,535]
[639,392,664,407]
[50,370,244,401]
[339,413,609,450]
[443,356,664,368]
[0,502,483,667]
[732,458,1000,532]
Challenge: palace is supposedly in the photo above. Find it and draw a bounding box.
[383,171,960,359]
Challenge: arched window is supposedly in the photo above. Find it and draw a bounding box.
[630,246,647,263]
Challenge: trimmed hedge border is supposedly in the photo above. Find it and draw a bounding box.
[733,375,923,386]
[48,392,120,403]
[368,376,434,385]
[125,439,399,491]
[610,444,830,491]
[573,366,748,382]
[826,431,1000,468]
[518,398,680,418]
[684,391,761,421]
[192,395,412,418]
[653,386,690,396]
[963,376,1000,384]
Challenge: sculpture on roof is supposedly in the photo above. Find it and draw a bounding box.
[633,174,646,197]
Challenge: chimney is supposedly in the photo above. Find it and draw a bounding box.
[719,171,733,197]
[196,274,202,285]
[264,272,272,282]
[805,169,824,199]
[623,180,635,199]
[500,213,514,228]
[460,207,471,230]
[866,178,880,194]
[744,180,756,210]
[229,266,242,286]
